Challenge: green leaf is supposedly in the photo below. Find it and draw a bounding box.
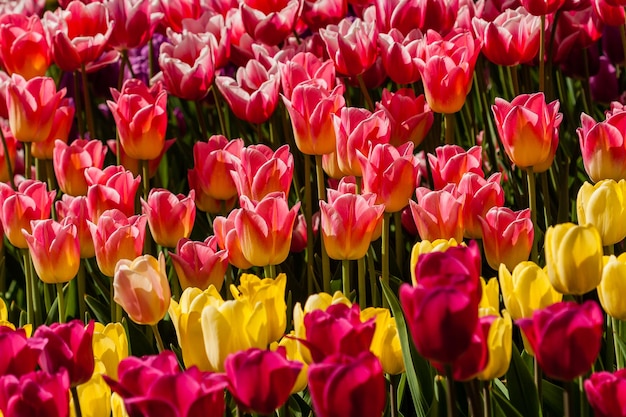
[542,380,564,417]
[84,295,110,324]
[381,279,431,417]
[506,344,542,417]
[492,388,524,417]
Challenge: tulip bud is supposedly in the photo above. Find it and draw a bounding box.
[598,254,626,320]
[577,179,626,245]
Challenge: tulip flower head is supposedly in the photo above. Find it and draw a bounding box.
[585,369,626,417]
[598,254,626,321]
[0,14,51,79]
[578,109,626,182]
[170,236,229,291]
[577,179,626,245]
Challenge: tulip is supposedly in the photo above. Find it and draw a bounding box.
[0,370,70,417]
[308,352,386,417]
[56,195,96,259]
[34,320,95,387]
[428,145,484,190]
[92,322,129,380]
[235,193,300,267]
[225,348,302,414]
[231,144,294,202]
[577,110,626,182]
[22,219,80,284]
[141,188,196,248]
[320,18,378,76]
[377,29,422,85]
[30,99,75,160]
[0,180,55,249]
[358,142,419,212]
[458,172,505,239]
[375,88,434,147]
[0,327,44,377]
[170,237,229,291]
[53,139,108,196]
[498,262,563,320]
[409,187,465,243]
[517,301,603,380]
[158,30,215,101]
[272,334,308,393]
[88,209,147,278]
[577,179,626,245]
[213,208,254,270]
[72,363,112,417]
[279,52,337,100]
[106,0,160,52]
[360,307,404,375]
[416,30,480,114]
[113,253,171,326]
[544,222,603,295]
[479,277,500,313]
[520,0,566,15]
[6,74,65,144]
[107,79,168,161]
[240,0,300,45]
[85,166,141,222]
[598,254,626,320]
[585,369,626,417]
[181,11,231,69]
[477,312,513,380]
[0,125,17,183]
[409,238,461,285]
[158,0,203,33]
[301,0,346,30]
[231,273,287,344]
[492,92,562,172]
[0,14,51,79]
[480,207,534,271]
[401,242,482,364]
[282,82,345,156]
[472,8,541,66]
[215,57,281,124]
[43,1,115,71]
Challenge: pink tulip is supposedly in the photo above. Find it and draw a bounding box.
[376,88,434,147]
[409,187,465,242]
[215,57,281,124]
[43,0,115,71]
[593,0,625,26]
[358,142,419,213]
[456,172,505,239]
[158,0,203,33]
[282,82,345,155]
[141,188,196,249]
[0,327,44,377]
[0,180,55,249]
[181,11,231,69]
[585,369,626,417]
[0,14,51,79]
[231,144,294,202]
[520,0,566,15]
[22,219,80,284]
[240,0,300,46]
[0,370,70,417]
[170,236,229,291]
[279,51,337,100]
[6,74,65,144]
[31,99,75,160]
[235,193,300,267]
[56,195,95,259]
[320,18,378,76]
[472,7,541,66]
[88,209,147,277]
[301,0,347,31]
[106,0,161,51]
[107,78,168,161]
[577,110,626,182]
[378,29,422,85]
[225,347,302,414]
[371,0,424,36]
[320,193,384,260]
[85,166,141,222]
[479,206,534,271]
[158,30,215,101]
[53,139,108,196]
[213,208,254,270]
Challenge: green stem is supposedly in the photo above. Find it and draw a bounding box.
[118,50,127,91]
[45,160,57,198]
[73,71,85,137]
[563,380,572,417]
[80,63,95,137]
[390,374,400,417]
[381,212,391,308]
[264,264,276,279]
[315,155,331,293]
[620,22,626,72]
[148,38,156,82]
[508,65,520,97]
[22,250,33,325]
[304,155,314,295]
[535,357,543,407]
[71,386,83,417]
[211,84,227,137]
[0,127,15,189]
[613,317,624,369]
[77,260,87,322]
[56,282,65,323]
[466,379,483,417]
[445,364,458,417]
[111,279,116,322]
[393,211,403,271]
[483,381,492,417]
[358,257,366,309]
[526,167,538,263]
[195,99,208,141]
[444,113,455,145]
[357,74,375,111]
[367,246,380,307]
[43,283,52,317]
[539,15,546,92]
[152,323,165,353]
[580,375,589,417]
[342,259,351,297]
[23,142,31,180]
[141,159,150,201]
[225,264,234,300]
[540,171,552,228]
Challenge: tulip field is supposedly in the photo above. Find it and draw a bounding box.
[1,0,626,416]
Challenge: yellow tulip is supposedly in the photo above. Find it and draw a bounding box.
[577,179,626,245]
[169,286,223,371]
[71,362,111,417]
[231,273,287,343]
[477,311,513,381]
[599,254,626,320]
[361,307,405,375]
[479,277,500,312]
[271,333,308,393]
[293,291,351,363]
[544,223,603,295]
[410,238,461,284]
[498,262,562,320]
[92,322,128,380]
[111,393,129,417]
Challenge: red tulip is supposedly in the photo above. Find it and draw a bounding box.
[409,187,465,242]
[301,0,347,31]
[308,352,386,417]
[85,166,141,222]
[428,145,484,190]
[53,139,108,197]
[375,88,434,147]
[30,99,75,160]
[457,172,505,239]
[141,188,196,249]
[0,327,44,377]
[372,0,424,36]
[225,347,302,414]
[0,370,70,417]
[0,14,51,79]
[106,0,160,51]
[279,52,337,101]
[479,206,534,271]
[378,28,422,85]
[181,11,231,69]
[517,301,603,381]
[240,0,300,46]
[158,0,203,33]
[34,320,95,387]
[231,144,293,202]
[319,18,378,76]
[585,369,626,417]
[577,110,626,182]
[170,236,229,291]
[520,0,565,15]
